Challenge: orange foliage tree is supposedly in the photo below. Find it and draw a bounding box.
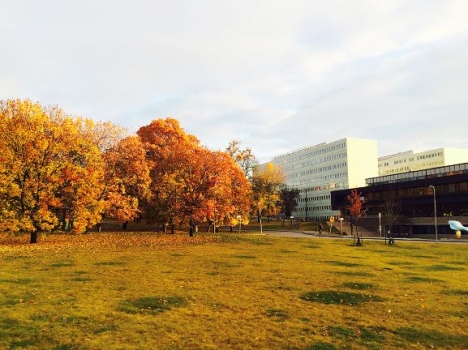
[102,136,151,228]
[138,118,251,234]
[345,188,367,246]
[0,99,106,242]
[138,118,200,231]
[180,149,251,233]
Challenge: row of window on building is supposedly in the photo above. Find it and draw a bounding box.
[283,153,348,172]
[366,182,468,201]
[297,205,332,212]
[298,194,331,202]
[416,152,442,160]
[273,142,347,164]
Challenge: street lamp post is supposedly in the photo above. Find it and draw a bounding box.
[258,202,263,234]
[237,215,242,234]
[429,185,438,242]
[378,212,382,238]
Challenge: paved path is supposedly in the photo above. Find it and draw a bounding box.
[260,230,468,244]
[264,230,318,238]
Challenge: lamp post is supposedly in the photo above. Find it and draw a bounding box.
[258,202,263,234]
[378,212,382,238]
[237,215,242,234]
[429,185,438,242]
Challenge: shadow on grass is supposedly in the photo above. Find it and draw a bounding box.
[396,326,468,347]
[0,317,41,349]
[69,277,92,282]
[425,264,464,271]
[333,271,374,277]
[405,276,443,284]
[118,296,187,315]
[265,308,289,322]
[0,277,36,285]
[325,261,361,267]
[289,342,337,350]
[50,262,74,268]
[279,249,298,254]
[443,289,468,296]
[328,325,386,343]
[300,290,383,306]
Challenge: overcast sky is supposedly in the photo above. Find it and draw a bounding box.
[1,0,468,162]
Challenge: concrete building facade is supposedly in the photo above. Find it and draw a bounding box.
[378,148,468,176]
[270,138,378,220]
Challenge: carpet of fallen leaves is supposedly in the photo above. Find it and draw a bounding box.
[0,231,227,254]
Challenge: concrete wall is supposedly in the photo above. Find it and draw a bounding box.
[347,138,379,188]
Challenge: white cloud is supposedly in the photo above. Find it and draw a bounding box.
[1,0,468,162]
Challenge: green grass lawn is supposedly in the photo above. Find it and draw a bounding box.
[1,232,467,349]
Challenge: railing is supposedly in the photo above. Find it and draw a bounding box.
[366,163,468,186]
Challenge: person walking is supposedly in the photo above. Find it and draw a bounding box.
[318,223,323,236]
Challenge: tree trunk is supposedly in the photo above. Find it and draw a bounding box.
[30,231,38,244]
[355,219,363,246]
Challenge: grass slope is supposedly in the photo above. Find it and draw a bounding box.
[1,232,467,349]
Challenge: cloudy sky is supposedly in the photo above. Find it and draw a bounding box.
[1,0,468,162]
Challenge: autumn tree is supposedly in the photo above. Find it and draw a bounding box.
[0,99,105,243]
[226,140,258,179]
[102,136,151,228]
[138,118,251,235]
[345,189,367,246]
[251,162,286,222]
[75,119,127,153]
[138,118,199,232]
[176,149,250,233]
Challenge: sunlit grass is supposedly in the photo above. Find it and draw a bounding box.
[0,231,467,349]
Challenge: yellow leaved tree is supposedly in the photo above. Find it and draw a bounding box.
[251,162,286,222]
[102,136,151,228]
[0,99,105,243]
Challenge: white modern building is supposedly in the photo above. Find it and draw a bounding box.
[378,148,468,176]
[270,138,378,220]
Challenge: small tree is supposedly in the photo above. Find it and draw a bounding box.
[280,186,300,219]
[345,189,367,246]
[251,163,286,223]
[381,187,401,243]
[226,140,258,180]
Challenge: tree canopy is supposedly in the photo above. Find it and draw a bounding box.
[251,162,286,221]
[0,100,269,242]
[0,99,107,242]
[138,118,251,232]
[345,189,367,245]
